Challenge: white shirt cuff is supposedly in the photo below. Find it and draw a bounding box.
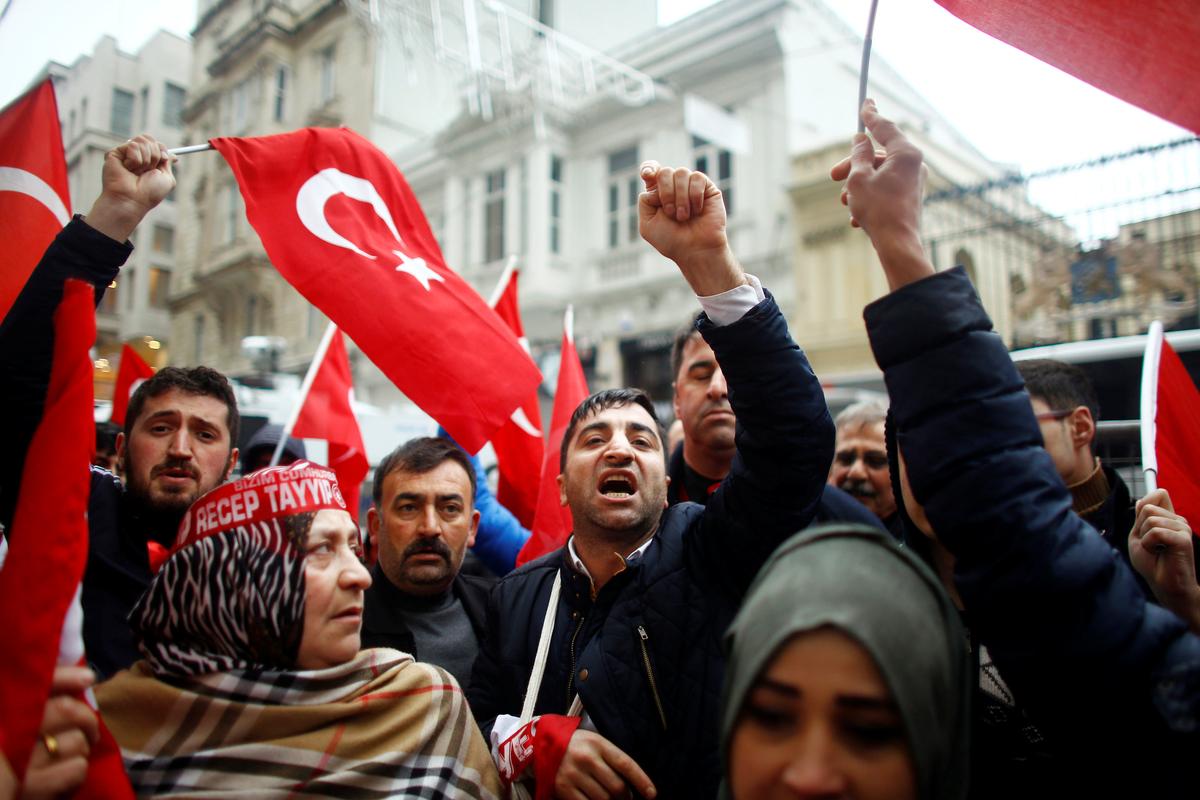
[697,274,765,326]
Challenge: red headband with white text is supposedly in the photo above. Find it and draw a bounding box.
[174,460,347,552]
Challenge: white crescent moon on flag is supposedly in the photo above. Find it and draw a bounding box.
[510,407,542,438]
[296,167,404,259]
[295,167,445,291]
[0,167,70,226]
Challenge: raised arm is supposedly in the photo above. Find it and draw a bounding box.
[639,161,834,593]
[844,101,1200,741]
[0,135,175,528]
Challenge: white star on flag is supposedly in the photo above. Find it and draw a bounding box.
[393,251,444,291]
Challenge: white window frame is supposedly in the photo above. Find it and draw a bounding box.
[483,167,506,263]
[606,146,639,250]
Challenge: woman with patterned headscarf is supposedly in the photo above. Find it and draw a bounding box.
[720,524,972,800]
[95,461,501,798]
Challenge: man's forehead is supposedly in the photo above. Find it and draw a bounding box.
[382,462,472,499]
[579,403,658,432]
[137,389,230,427]
[835,420,886,445]
[680,333,715,368]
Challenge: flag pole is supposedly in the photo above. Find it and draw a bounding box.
[488,254,519,308]
[857,0,881,133]
[1140,320,1164,494]
[271,320,339,467]
[167,143,213,155]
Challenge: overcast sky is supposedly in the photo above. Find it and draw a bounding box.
[2,0,1192,175]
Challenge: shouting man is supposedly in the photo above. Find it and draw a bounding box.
[468,160,834,799]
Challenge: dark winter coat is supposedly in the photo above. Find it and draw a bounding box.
[867,266,1200,797]
[1,218,158,678]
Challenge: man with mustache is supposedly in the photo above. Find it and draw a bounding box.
[668,313,884,529]
[827,399,901,536]
[1,134,241,678]
[361,437,493,690]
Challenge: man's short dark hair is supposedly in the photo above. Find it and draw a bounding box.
[670,312,706,381]
[372,437,477,507]
[1015,359,1101,422]
[123,366,240,447]
[95,420,121,454]
[560,388,667,471]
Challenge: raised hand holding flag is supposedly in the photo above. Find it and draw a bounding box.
[212,128,541,452]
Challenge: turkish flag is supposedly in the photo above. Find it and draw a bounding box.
[0,280,131,796]
[517,310,589,566]
[212,128,540,452]
[935,0,1200,134]
[290,327,370,518]
[0,79,71,323]
[1153,341,1200,532]
[109,343,155,426]
[488,264,544,528]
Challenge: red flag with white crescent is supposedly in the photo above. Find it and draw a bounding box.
[0,280,133,796]
[0,79,71,323]
[212,128,541,452]
[518,308,589,566]
[935,0,1200,134]
[290,328,370,519]
[488,264,544,528]
[1151,340,1200,531]
[110,343,155,426]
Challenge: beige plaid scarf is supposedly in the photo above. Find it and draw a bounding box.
[96,648,502,798]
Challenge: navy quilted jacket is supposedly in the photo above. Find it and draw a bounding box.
[467,293,834,798]
[867,267,1200,794]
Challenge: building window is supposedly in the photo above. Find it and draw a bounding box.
[124,269,136,311]
[163,82,186,128]
[80,98,88,130]
[68,109,76,141]
[111,89,134,138]
[484,167,506,263]
[245,295,258,335]
[193,314,205,363]
[692,136,733,214]
[100,278,118,314]
[231,78,251,133]
[607,146,639,249]
[462,177,473,263]
[151,224,175,254]
[148,267,171,309]
[307,303,321,338]
[140,86,149,130]
[223,183,240,244]
[318,46,336,106]
[272,65,288,122]
[549,154,563,254]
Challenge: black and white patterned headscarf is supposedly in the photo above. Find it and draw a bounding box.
[130,461,348,679]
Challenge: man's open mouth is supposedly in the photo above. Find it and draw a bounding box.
[598,473,637,499]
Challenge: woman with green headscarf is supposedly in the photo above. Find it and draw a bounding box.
[720,524,972,800]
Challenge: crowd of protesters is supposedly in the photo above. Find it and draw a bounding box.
[1,99,1198,799]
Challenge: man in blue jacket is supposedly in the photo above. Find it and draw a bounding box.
[840,99,1199,795]
[467,159,834,798]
